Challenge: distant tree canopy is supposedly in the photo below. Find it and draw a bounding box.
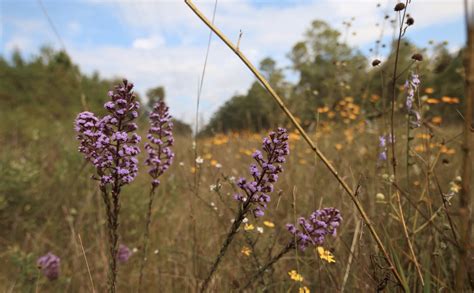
[203,20,465,134]
[1,19,465,138]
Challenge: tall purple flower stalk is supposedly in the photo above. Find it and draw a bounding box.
[138,100,174,292]
[75,79,140,293]
[200,128,289,292]
[286,207,342,251]
[37,252,60,281]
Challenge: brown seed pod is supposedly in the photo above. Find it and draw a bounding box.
[372,59,381,67]
[406,17,414,26]
[394,2,406,11]
[412,53,423,61]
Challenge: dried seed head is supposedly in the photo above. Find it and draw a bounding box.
[394,2,406,11]
[406,17,414,26]
[412,53,423,61]
[372,59,381,67]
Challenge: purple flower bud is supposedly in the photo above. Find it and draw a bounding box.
[37,252,60,280]
[286,208,342,251]
[117,244,132,263]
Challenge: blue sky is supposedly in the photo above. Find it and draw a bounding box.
[0,0,466,127]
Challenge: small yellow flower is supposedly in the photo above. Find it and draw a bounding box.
[426,98,440,104]
[317,246,336,263]
[241,246,252,256]
[244,223,255,231]
[210,159,218,166]
[288,270,304,282]
[425,87,434,94]
[299,286,310,293]
[441,96,460,104]
[263,221,275,228]
[431,116,443,125]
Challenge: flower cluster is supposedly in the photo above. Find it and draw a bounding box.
[286,208,342,251]
[117,244,132,263]
[37,252,60,280]
[234,127,289,217]
[144,101,174,187]
[405,73,422,128]
[75,80,141,187]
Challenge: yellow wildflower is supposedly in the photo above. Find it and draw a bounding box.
[431,116,443,125]
[426,98,440,104]
[263,221,275,228]
[317,246,336,263]
[299,286,310,293]
[425,87,434,94]
[288,270,304,282]
[244,223,255,231]
[241,246,252,256]
[441,96,460,104]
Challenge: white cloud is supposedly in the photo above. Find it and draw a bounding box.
[5,36,33,52]
[67,21,81,34]
[132,35,165,50]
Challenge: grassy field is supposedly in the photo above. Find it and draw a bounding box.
[0,108,469,291]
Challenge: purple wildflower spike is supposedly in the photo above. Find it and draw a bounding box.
[234,127,289,217]
[145,101,174,187]
[37,252,60,280]
[75,79,141,187]
[286,208,342,251]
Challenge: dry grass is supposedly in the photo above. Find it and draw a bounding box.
[0,115,467,292]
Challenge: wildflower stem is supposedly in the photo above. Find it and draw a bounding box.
[137,185,157,292]
[199,202,252,292]
[100,187,118,293]
[389,0,424,286]
[185,0,404,287]
[241,241,295,290]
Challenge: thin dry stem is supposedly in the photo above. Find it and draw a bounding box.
[341,218,362,291]
[389,0,424,286]
[77,234,96,293]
